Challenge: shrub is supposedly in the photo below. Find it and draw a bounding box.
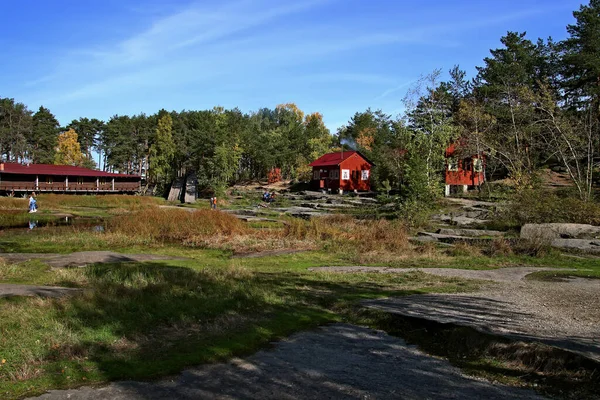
[446,242,481,257]
[498,189,600,226]
[485,239,513,257]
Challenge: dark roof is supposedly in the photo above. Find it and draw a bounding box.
[0,162,140,178]
[309,151,374,167]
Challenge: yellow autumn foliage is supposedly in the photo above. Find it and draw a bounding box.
[54,128,84,166]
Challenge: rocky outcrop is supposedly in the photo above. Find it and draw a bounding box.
[520,223,600,241]
[520,223,600,254]
[437,228,504,237]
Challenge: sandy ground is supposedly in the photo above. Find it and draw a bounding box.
[311,266,600,362]
[31,324,545,400]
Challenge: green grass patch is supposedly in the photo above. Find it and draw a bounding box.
[0,257,474,399]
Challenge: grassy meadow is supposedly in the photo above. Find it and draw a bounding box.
[0,193,599,398]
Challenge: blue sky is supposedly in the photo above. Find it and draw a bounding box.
[0,0,582,132]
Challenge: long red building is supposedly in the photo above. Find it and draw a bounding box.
[0,162,141,194]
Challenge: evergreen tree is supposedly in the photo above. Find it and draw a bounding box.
[0,97,32,161]
[149,113,175,189]
[561,0,600,108]
[31,106,59,164]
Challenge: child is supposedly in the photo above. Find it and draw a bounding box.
[28,193,37,213]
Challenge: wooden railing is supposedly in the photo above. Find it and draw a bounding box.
[114,182,141,191]
[37,182,67,191]
[0,181,140,192]
[0,181,36,191]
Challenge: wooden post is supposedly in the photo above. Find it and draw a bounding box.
[111,178,115,191]
[35,175,39,190]
[96,177,99,191]
[65,176,68,190]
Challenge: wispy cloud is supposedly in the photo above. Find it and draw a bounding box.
[25,0,566,114]
[374,80,417,101]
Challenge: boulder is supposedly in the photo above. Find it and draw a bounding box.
[520,223,600,241]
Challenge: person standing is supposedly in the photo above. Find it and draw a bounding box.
[28,192,37,213]
[212,196,217,210]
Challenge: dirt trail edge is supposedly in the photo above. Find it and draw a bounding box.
[31,324,545,400]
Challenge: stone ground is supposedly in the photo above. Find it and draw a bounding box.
[0,251,185,268]
[311,266,600,362]
[0,283,80,298]
[0,251,186,297]
[32,324,545,400]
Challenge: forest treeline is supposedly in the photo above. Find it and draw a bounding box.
[1,1,599,200]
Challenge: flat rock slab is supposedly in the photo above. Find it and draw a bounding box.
[521,223,600,240]
[550,238,600,254]
[445,198,498,208]
[310,266,569,283]
[31,324,544,400]
[417,231,494,244]
[437,228,505,237]
[0,283,80,298]
[0,251,185,268]
[363,283,600,363]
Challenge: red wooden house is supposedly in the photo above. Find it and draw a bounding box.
[0,162,141,194]
[444,143,485,196]
[309,151,374,192]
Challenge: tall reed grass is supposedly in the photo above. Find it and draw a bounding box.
[0,194,162,210]
[283,215,409,253]
[107,208,247,245]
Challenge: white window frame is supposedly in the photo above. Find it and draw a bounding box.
[361,170,369,181]
[313,170,320,180]
[473,158,483,173]
[341,169,350,180]
[447,158,459,172]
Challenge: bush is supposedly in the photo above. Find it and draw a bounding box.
[485,239,513,257]
[497,189,600,226]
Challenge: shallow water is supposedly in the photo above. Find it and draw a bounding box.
[0,211,105,231]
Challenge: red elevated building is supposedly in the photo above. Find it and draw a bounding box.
[309,151,374,192]
[444,143,485,196]
[0,162,141,194]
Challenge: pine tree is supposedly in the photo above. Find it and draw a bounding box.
[31,106,59,164]
[562,0,600,107]
[149,113,175,187]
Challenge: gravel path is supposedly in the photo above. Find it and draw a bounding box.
[0,251,185,268]
[31,324,545,400]
[0,283,80,298]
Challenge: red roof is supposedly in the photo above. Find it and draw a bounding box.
[0,162,139,178]
[309,151,374,167]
